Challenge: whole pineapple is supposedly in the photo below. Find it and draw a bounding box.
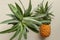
[40,24,51,37]
[35,1,54,37]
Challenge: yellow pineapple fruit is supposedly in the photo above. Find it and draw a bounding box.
[40,24,51,37]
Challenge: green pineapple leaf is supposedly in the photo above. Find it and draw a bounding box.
[0,24,19,33]
[24,31,27,40]
[27,26,39,33]
[18,23,24,40]
[40,1,45,14]
[8,4,17,14]
[0,19,18,24]
[24,0,32,17]
[23,24,27,40]
[8,4,22,21]
[7,14,20,20]
[25,22,39,33]
[15,3,23,15]
[45,1,48,12]
[23,18,42,25]
[7,14,16,18]
[15,3,23,20]
[41,20,51,23]
[10,27,20,40]
[49,13,54,16]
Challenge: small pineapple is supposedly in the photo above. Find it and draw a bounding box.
[35,0,54,37]
[40,24,51,37]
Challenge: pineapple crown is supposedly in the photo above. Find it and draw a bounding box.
[0,0,54,40]
[34,0,54,24]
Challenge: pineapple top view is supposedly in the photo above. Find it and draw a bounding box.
[0,0,54,40]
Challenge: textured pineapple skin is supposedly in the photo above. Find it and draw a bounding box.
[40,24,51,37]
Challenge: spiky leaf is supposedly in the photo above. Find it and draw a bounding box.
[8,4,22,21]
[10,27,20,40]
[0,19,18,24]
[7,14,16,18]
[45,1,48,12]
[0,24,19,33]
[23,24,27,40]
[23,18,42,25]
[18,23,24,40]
[15,3,23,20]
[15,3,23,14]
[25,22,39,33]
[24,0,32,17]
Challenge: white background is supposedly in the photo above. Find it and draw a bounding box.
[0,0,60,40]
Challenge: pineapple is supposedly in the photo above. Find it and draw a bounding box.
[40,24,51,37]
[35,0,54,37]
